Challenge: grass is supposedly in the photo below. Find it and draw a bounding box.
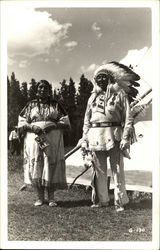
[8,151,152,241]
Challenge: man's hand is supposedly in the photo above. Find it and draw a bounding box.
[81,141,88,151]
[81,141,88,158]
[120,139,130,150]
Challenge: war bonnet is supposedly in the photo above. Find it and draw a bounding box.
[93,61,141,103]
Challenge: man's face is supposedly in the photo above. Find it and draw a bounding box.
[95,73,109,92]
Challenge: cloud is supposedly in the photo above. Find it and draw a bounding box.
[80,63,99,73]
[19,60,30,68]
[91,22,102,40]
[92,22,101,32]
[64,41,78,51]
[55,58,60,64]
[102,59,109,64]
[7,5,72,61]
[44,58,49,63]
[7,56,16,66]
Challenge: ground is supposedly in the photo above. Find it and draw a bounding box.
[8,152,152,241]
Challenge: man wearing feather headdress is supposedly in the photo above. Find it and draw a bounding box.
[81,62,140,212]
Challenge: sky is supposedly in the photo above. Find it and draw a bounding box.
[6,1,152,89]
[1,3,160,249]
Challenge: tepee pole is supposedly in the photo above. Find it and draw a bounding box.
[130,88,152,108]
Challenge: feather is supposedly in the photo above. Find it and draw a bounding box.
[130,80,140,87]
[118,80,132,87]
[127,87,139,103]
[128,86,139,97]
[110,61,140,81]
[116,82,131,93]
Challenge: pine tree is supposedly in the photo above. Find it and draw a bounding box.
[57,79,69,145]
[53,88,61,100]
[20,82,28,107]
[7,76,11,134]
[7,76,11,111]
[48,83,53,98]
[76,74,93,139]
[59,79,69,109]
[28,78,37,100]
[67,78,77,145]
[68,78,76,114]
[77,74,93,114]
[8,72,23,130]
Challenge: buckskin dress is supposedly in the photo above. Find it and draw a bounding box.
[18,99,70,190]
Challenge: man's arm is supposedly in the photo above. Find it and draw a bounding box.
[120,93,134,150]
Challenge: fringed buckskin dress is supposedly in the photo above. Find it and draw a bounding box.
[18,99,70,191]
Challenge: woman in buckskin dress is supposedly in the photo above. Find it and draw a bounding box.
[18,80,70,207]
[81,62,140,211]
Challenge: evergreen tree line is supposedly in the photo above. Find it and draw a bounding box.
[8,72,93,146]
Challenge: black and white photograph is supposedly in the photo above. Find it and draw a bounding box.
[0,0,160,249]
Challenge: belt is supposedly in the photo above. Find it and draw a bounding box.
[91,122,121,128]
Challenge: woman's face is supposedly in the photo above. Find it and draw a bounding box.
[37,82,49,99]
[95,73,109,92]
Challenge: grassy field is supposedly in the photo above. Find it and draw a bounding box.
[8,151,152,241]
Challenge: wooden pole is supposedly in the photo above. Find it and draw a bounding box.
[130,88,152,108]
[65,144,81,160]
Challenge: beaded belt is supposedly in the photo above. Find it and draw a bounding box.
[91,122,121,128]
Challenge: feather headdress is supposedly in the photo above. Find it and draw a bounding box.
[93,61,141,103]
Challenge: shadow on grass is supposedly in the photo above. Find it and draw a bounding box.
[126,200,152,210]
[17,186,152,210]
[57,199,92,208]
[57,197,152,210]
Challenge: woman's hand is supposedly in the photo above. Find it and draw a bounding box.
[17,124,43,137]
[120,139,130,150]
[17,125,28,137]
[31,125,43,135]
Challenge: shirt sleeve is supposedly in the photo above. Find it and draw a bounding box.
[121,93,134,141]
